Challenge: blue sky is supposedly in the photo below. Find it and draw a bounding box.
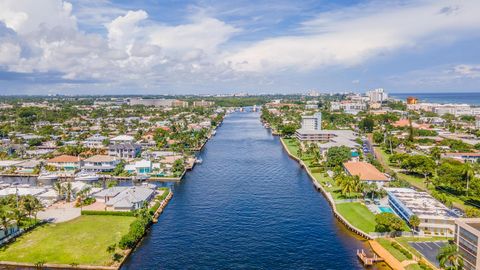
[0,0,479,95]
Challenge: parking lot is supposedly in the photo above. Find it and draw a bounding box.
[408,241,448,267]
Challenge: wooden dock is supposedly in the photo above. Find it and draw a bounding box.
[357,249,384,266]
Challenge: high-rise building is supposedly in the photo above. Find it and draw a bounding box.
[300,112,322,131]
[366,88,388,103]
[454,218,480,270]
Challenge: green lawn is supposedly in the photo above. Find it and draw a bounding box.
[398,173,427,190]
[335,202,377,233]
[377,238,410,262]
[0,215,135,266]
[405,263,423,270]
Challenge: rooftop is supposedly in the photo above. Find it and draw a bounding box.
[385,187,456,219]
[47,155,81,163]
[343,162,389,181]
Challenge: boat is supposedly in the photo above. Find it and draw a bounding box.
[195,158,203,164]
[75,171,100,181]
[211,130,217,136]
[136,174,150,181]
[38,172,59,181]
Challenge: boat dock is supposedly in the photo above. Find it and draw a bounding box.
[356,249,384,266]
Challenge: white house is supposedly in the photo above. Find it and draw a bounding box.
[82,155,120,172]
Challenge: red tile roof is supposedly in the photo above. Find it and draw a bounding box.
[343,162,389,181]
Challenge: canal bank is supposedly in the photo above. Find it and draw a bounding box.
[122,112,390,269]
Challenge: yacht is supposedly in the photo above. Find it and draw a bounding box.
[75,171,100,181]
[38,172,59,181]
[195,158,203,164]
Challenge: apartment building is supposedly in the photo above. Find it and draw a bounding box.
[455,218,480,270]
[385,188,457,237]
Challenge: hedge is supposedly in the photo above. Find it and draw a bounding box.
[81,210,135,216]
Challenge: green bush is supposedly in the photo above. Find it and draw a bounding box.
[391,242,412,259]
[81,210,135,216]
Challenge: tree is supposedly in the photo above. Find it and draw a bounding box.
[437,244,463,270]
[375,212,405,233]
[280,124,297,137]
[408,215,420,232]
[21,195,44,223]
[0,205,13,236]
[359,116,375,133]
[400,155,435,187]
[326,146,351,168]
[64,182,73,202]
[461,163,475,197]
[335,174,360,198]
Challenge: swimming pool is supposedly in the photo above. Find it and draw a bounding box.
[379,206,394,213]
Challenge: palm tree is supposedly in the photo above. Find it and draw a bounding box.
[64,182,73,203]
[462,164,475,197]
[437,244,463,270]
[409,215,420,233]
[0,205,13,236]
[53,181,64,200]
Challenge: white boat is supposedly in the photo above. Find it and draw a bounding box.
[75,171,100,181]
[211,130,217,136]
[195,158,203,164]
[38,172,59,181]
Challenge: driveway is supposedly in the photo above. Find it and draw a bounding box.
[37,202,81,223]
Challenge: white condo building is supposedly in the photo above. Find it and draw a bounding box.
[300,113,322,131]
[366,88,388,103]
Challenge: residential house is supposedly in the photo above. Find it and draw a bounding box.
[110,135,135,144]
[83,155,120,172]
[343,161,390,187]
[108,143,141,159]
[47,155,82,170]
[94,186,155,211]
[125,160,152,175]
[83,134,108,148]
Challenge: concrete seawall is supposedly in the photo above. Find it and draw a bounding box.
[279,138,373,240]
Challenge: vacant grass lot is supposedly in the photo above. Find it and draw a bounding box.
[335,202,377,233]
[0,215,135,266]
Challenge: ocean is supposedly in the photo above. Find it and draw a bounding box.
[390,92,480,105]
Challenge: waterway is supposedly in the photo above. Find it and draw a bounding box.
[122,112,387,269]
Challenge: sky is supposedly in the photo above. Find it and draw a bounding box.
[0,0,480,95]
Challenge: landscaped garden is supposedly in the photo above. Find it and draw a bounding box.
[0,215,135,266]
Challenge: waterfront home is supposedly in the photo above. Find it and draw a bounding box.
[106,187,155,211]
[385,188,457,237]
[83,134,108,148]
[82,155,120,172]
[125,160,152,175]
[47,155,82,170]
[454,218,480,270]
[110,134,135,144]
[442,152,480,163]
[343,162,390,187]
[94,186,155,211]
[108,143,141,159]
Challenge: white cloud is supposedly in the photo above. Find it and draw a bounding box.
[453,64,480,78]
[149,17,239,55]
[0,0,77,34]
[106,10,148,50]
[0,42,21,64]
[224,0,480,72]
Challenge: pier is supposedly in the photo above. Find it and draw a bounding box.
[357,249,384,266]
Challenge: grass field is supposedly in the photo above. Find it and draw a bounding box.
[0,215,135,266]
[335,202,377,233]
[377,238,410,262]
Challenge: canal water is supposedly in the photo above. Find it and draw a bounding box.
[122,112,385,269]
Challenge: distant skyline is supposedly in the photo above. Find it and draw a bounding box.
[0,0,480,95]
